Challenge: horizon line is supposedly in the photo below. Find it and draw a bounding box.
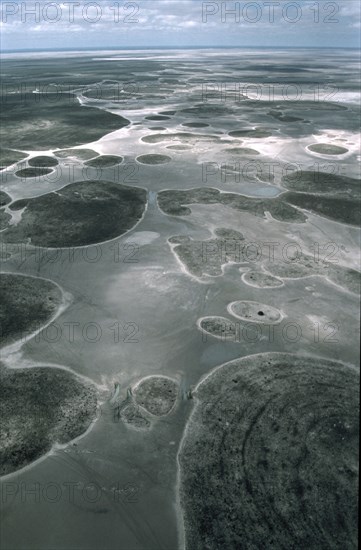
[1,45,360,54]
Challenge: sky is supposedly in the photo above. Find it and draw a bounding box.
[0,0,360,51]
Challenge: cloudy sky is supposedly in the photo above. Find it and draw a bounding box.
[0,0,360,51]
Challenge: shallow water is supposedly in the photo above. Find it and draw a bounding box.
[0,48,360,550]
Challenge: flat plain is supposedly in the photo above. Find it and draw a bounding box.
[0,49,359,550]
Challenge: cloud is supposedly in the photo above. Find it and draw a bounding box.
[340,1,361,17]
[0,0,360,49]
